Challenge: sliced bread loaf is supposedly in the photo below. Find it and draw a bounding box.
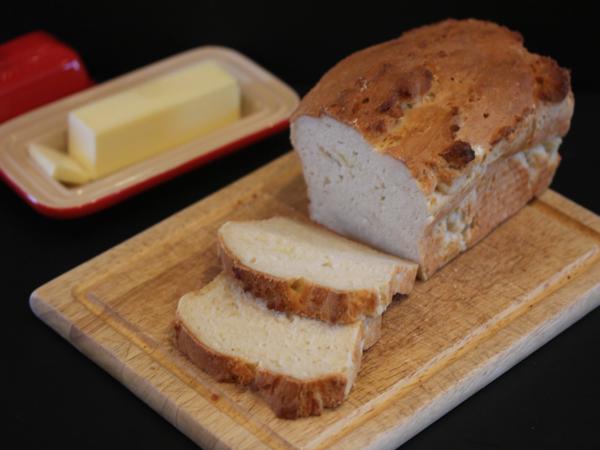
[175,273,367,419]
[291,20,573,279]
[218,216,417,324]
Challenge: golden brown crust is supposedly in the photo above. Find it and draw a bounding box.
[292,19,574,194]
[174,321,257,384]
[254,369,346,419]
[218,234,415,324]
[174,320,358,419]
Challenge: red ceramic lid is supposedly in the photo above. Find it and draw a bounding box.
[0,31,93,123]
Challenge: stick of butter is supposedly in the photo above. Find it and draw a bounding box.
[29,144,91,184]
[68,61,241,178]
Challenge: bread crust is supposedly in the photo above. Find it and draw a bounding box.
[418,145,560,278]
[174,320,361,419]
[218,234,416,324]
[292,19,573,196]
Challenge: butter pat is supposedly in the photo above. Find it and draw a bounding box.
[29,144,91,184]
[68,61,241,178]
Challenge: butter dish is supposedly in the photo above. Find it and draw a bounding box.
[0,46,299,218]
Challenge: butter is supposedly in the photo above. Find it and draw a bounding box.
[68,61,241,178]
[29,144,91,184]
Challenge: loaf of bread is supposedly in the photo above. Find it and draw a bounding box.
[175,273,368,418]
[291,19,574,278]
[218,217,417,324]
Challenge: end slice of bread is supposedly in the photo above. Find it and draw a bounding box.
[175,273,366,419]
[362,315,381,350]
[218,216,418,324]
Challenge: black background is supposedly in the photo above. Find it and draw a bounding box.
[3,1,599,449]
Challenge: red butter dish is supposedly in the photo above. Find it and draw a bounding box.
[0,46,299,218]
[0,31,93,123]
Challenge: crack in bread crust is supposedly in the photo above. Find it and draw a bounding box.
[419,143,560,278]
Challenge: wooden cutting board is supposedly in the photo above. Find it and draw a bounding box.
[30,152,600,450]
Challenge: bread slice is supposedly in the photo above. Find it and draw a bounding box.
[291,19,573,279]
[361,315,381,350]
[175,273,367,419]
[218,217,417,324]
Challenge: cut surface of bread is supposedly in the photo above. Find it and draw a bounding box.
[362,315,381,350]
[175,273,364,418]
[291,19,573,278]
[218,217,417,323]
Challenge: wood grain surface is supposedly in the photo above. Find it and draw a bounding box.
[30,152,600,450]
